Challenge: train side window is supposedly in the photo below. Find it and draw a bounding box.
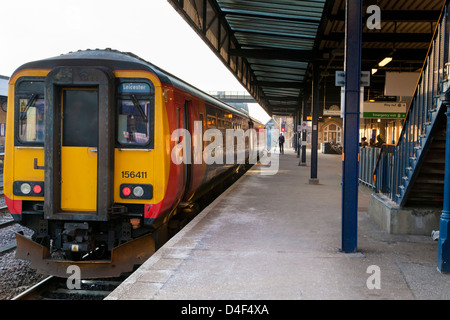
[207,115,216,128]
[15,79,45,145]
[117,81,154,148]
[217,118,224,129]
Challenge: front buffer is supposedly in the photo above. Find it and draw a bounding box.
[15,232,155,279]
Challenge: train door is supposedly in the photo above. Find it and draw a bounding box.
[44,67,115,221]
[175,100,192,197]
[184,100,192,193]
[60,88,98,211]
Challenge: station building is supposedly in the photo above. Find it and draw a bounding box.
[301,71,417,149]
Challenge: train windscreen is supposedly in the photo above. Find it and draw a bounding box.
[117,81,154,148]
[16,80,45,145]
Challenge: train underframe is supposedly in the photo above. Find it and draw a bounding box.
[14,163,249,279]
[14,206,159,278]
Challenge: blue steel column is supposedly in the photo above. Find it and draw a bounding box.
[309,64,319,184]
[341,0,362,253]
[438,104,450,273]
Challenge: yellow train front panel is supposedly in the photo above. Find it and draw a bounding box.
[5,68,172,218]
[113,70,169,210]
[4,69,49,206]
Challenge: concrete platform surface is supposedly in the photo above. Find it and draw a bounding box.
[106,149,450,300]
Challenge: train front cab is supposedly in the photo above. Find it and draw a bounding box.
[5,66,171,278]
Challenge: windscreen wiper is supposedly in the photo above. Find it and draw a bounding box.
[131,95,148,123]
[20,94,38,121]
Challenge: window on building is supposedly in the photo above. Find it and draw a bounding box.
[323,123,342,144]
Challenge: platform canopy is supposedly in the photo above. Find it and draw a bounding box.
[167,0,444,116]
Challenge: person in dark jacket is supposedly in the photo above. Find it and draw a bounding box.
[278,133,285,154]
[374,134,385,148]
[360,137,368,148]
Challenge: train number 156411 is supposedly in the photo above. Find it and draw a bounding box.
[121,171,148,179]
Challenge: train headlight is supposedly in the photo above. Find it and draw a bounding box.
[133,186,144,197]
[13,181,44,196]
[20,183,31,195]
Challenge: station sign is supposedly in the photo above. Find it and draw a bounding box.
[335,71,370,87]
[299,120,312,131]
[362,101,407,119]
[323,104,341,116]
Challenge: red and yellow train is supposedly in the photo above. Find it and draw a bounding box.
[4,49,265,278]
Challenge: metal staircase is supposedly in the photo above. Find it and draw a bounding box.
[374,3,450,208]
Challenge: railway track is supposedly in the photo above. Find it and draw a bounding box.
[0,186,8,210]
[0,186,132,300]
[4,166,245,300]
[12,275,127,300]
[0,192,17,254]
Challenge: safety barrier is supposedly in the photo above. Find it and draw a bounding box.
[359,147,381,189]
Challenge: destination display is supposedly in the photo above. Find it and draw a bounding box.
[119,83,151,94]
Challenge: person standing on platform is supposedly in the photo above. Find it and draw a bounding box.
[360,137,368,148]
[374,134,385,148]
[278,133,285,154]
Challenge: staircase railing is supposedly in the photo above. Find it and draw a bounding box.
[374,2,450,206]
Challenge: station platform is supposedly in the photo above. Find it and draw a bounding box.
[106,148,450,300]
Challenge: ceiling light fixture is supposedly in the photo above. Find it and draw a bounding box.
[378,57,392,67]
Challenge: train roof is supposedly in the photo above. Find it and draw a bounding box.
[12,49,250,119]
[249,116,265,127]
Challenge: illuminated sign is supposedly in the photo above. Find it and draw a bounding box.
[362,102,407,119]
[119,83,151,94]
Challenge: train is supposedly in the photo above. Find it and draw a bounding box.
[4,49,266,278]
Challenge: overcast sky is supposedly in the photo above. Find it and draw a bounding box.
[0,0,270,122]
